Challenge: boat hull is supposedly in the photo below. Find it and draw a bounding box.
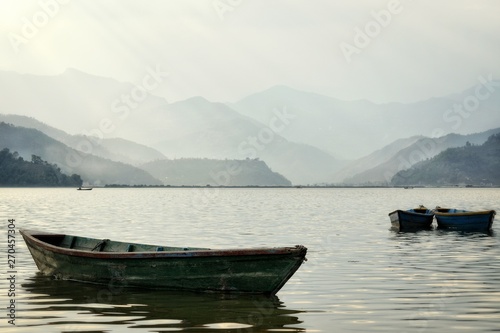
[435,210,495,231]
[389,209,434,231]
[20,230,307,295]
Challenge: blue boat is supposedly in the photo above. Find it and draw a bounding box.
[434,208,496,231]
[389,206,434,231]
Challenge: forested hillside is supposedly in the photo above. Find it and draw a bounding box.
[0,122,162,186]
[0,148,82,186]
[141,158,292,186]
[392,134,500,186]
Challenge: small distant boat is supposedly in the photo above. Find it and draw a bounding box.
[20,229,307,295]
[388,206,434,231]
[434,208,496,231]
[77,187,92,191]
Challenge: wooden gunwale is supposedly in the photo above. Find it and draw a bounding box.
[434,210,496,217]
[20,229,306,260]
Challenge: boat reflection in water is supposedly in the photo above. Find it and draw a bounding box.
[21,274,305,332]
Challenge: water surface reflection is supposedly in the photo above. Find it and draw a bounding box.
[20,275,305,332]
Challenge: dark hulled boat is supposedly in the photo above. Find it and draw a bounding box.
[20,230,307,295]
[434,208,495,231]
[389,206,434,231]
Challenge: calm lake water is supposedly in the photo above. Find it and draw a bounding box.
[1,187,500,332]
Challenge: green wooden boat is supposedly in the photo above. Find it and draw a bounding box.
[20,229,307,295]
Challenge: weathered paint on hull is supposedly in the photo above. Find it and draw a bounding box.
[389,210,434,231]
[20,230,307,295]
[435,210,495,231]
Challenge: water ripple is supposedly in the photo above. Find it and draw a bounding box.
[1,188,500,332]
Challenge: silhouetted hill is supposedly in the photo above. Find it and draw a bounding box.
[0,122,162,186]
[150,97,342,185]
[0,148,82,187]
[0,114,166,166]
[141,158,291,186]
[391,134,500,186]
[343,128,500,185]
[233,84,500,159]
[0,72,343,185]
[2,70,500,184]
[0,120,293,186]
[334,135,424,183]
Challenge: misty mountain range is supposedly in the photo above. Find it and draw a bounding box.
[1,69,499,185]
[392,133,500,186]
[0,121,161,186]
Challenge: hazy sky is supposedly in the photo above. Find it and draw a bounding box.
[1,0,499,103]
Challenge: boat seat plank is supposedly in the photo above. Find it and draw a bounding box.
[91,239,109,252]
[59,235,77,249]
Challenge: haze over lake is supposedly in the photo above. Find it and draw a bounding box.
[1,1,500,186]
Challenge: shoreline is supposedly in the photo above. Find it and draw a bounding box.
[1,185,499,189]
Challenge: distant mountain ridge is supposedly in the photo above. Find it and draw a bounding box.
[341,128,500,185]
[333,135,424,183]
[1,69,500,185]
[0,71,343,184]
[232,83,500,159]
[0,120,294,186]
[0,114,167,166]
[142,158,291,186]
[392,133,500,186]
[0,122,162,186]
[139,96,343,184]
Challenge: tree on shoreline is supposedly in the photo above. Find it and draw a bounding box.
[0,148,83,186]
